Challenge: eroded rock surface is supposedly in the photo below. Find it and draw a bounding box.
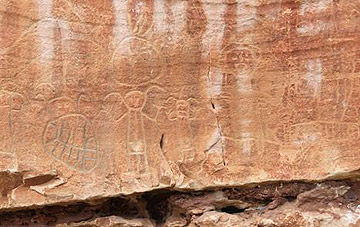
[0,0,360,225]
[1,181,360,226]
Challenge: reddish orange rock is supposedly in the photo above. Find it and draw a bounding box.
[0,0,360,225]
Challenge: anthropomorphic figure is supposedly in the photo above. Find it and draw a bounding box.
[0,89,24,170]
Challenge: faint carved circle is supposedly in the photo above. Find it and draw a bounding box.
[43,114,98,172]
[112,37,162,86]
[220,44,257,75]
[125,91,145,110]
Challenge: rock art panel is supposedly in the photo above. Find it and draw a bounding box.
[0,0,359,212]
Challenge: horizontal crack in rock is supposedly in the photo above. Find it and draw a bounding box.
[0,179,359,226]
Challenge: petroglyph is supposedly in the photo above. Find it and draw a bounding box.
[220,44,258,76]
[0,90,24,154]
[127,0,154,37]
[297,0,335,36]
[43,97,98,173]
[276,120,360,144]
[290,121,360,142]
[185,0,207,39]
[281,76,358,123]
[33,83,56,114]
[103,86,166,176]
[109,0,173,180]
[112,37,161,87]
[124,91,149,175]
[1,0,360,214]
[167,97,198,163]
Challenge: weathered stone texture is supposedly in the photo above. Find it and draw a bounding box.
[1,0,360,225]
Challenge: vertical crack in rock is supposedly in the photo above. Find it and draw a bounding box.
[213,111,226,166]
[206,54,226,166]
[218,124,225,166]
[210,100,216,110]
[204,137,221,153]
[159,133,164,150]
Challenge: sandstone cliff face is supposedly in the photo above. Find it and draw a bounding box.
[0,0,360,226]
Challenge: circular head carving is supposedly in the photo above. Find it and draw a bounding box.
[125,91,145,110]
[112,37,161,86]
[220,44,257,75]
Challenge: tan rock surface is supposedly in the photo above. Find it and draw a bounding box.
[1,0,360,225]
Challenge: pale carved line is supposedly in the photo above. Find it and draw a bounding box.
[103,86,166,176]
[43,111,99,173]
[0,91,24,156]
[166,96,199,165]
